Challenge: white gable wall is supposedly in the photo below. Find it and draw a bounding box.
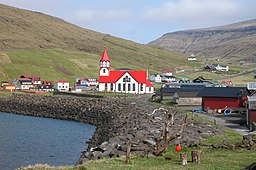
[56,82,69,91]
[146,86,154,93]
[115,72,140,94]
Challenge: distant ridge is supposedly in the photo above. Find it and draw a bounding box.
[149,19,256,63]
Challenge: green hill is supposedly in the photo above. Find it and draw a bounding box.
[0,4,255,86]
[0,4,196,84]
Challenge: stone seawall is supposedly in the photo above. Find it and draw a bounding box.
[0,94,224,164]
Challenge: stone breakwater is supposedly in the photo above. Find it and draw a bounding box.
[0,94,224,164]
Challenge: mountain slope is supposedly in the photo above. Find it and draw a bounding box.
[149,19,256,63]
[0,4,192,83]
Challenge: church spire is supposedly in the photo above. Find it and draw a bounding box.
[100,46,110,62]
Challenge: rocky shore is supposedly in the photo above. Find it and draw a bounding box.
[0,93,224,164]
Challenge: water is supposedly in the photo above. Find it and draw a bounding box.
[0,112,96,170]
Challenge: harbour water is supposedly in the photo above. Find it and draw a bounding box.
[0,112,96,170]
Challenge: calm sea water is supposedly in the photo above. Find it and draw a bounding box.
[0,112,96,170]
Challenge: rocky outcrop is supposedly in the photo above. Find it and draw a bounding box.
[0,94,224,164]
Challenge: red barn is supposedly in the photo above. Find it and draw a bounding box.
[198,87,248,111]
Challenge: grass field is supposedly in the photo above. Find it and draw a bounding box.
[1,47,255,87]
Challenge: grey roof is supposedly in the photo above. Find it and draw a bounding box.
[197,87,248,98]
[115,68,132,70]
[156,87,204,97]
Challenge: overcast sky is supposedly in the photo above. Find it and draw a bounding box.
[1,0,256,44]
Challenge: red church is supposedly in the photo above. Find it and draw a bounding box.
[98,48,154,94]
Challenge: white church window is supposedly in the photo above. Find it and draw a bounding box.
[118,83,121,91]
[123,83,126,91]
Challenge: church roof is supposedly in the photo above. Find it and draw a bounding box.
[100,48,110,62]
[99,70,153,87]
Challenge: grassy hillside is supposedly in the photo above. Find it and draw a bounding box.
[149,19,256,64]
[0,4,255,85]
[0,45,189,84]
[0,4,200,84]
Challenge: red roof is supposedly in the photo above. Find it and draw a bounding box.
[100,48,110,62]
[99,71,125,83]
[146,80,154,87]
[57,80,68,83]
[21,75,40,78]
[99,70,153,87]
[16,78,31,81]
[4,84,15,87]
[164,70,172,73]
[42,80,54,85]
[129,71,147,83]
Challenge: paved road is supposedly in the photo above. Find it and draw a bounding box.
[194,113,254,135]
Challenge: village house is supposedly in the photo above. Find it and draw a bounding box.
[162,75,176,82]
[98,48,154,94]
[1,81,9,87]
[76,78,98,87]
[187,54,197,61]
[204,64,229,72]
[162,70,173,76]
[12,78,34,90]
[3,84,16,92]
[150,74,162,83]
[55,80,69,91]
[20,75,41,85]
[150,70,176,83]
[38,80,55,92]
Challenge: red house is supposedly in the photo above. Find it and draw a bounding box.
[198,87,248,111]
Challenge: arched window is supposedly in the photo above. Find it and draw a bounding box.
[110,84,113,91]
[103,69,105,73]
[118,83,121,91]
[140,84,143,91]
[133,83,136,91]
[105,83,107,91]
[123,83,126,91]
[128,84,131,91]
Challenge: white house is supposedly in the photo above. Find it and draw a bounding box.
[150,74,162,83]
[162,70,173,76]
[187,54,197,61]
[212,64,229,72]
[162,75,176,82]
[56,80,69,91]
[98,48,154,94]
[12,78,34,90]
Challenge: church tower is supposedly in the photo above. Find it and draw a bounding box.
[99,47,110,76]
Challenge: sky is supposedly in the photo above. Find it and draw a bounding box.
[0,0,256,44]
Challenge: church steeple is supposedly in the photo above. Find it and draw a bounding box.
[99,46,110,76]
[100,46,110,62]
